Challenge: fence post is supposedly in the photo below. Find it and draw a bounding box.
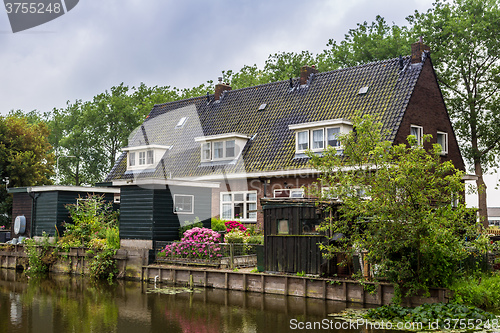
[230,243,234,270]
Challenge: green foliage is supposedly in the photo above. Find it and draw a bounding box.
[179,217,203,240]
[23,233,57,275]
[245,235,263,245]
[410,0,500,226]
[296,271,306,277]
[224,230,245,244]
[61,194,119,248]
[210,217,227,232]
[365,303,495,329]
[106,227,120,250]
[450,273,500,312]
[0,114,54,227]
[308,115,485,298]
[88,248,118,283]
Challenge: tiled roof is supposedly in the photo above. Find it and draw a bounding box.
[106,55,423,181]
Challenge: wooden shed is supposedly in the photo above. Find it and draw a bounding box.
[113,179,218,243]
[261,198,340,276]
[7,186,119,238]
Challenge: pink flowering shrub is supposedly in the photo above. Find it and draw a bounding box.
[225,220,247,233]
[161,227,223,259]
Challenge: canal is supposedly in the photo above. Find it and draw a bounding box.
[0,268,399,333]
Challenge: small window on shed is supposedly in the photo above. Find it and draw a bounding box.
[278,219,289,234]
[174,194,194,214]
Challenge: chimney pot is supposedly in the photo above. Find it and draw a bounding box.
[411,37,430,64]
[300,65,319,85]
[214,79,232,101]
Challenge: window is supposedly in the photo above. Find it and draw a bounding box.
[410,125,423,145]
[214,142,223,159]
[312,129,324,149]
[174,195,194,214]
[129,152,135,166]
[437,131,448,155]
[175,117,188,128]
[202,143,211,161]
[195,133,250,162]
[289,119,352,154]
[123,145,171,171]
[297,131,309,151]
[327,127,340,147]
[147,150,154,164]
[220,191,257,221]
[273,188,304,198]
[226,140,235,158]
[138,151,146,165]
[278,220,289,234]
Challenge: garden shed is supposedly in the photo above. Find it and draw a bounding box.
[7,185,119,238]
[112,179,219,245]
[261,198,341,276]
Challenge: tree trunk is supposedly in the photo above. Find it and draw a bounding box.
[475,160,489,229]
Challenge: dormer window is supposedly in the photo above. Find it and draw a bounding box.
[195,133,250,162]
[123,144,172,171]
[289,119,352,154]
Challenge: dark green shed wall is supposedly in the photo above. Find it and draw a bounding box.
[119,185,212,241]
[33,191,115,237]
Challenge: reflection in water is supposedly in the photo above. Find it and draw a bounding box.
[0,268,396,333]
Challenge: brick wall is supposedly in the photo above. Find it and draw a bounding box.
[394,59,465,171]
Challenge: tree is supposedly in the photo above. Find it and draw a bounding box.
[308,115,483,297]
[409,0,500,227]
[317,15,412,70]
[0,115,54,226]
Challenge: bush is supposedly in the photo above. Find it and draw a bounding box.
[245,234,263,244]
[162,227,223,259]
[178,217,203,239]
[450,273,500,312]
[211,217,227,232]
[225,220,246,233]
[224,230,246,243]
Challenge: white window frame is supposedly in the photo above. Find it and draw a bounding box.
[173,194,194,214]
[410,125,423,145]
[138,151,145,165]
[296,130,309,152]
[437,131,448,155]
[220,191,257,222]
[326,127,341,148]
[311,128,324,150]
[226,140,235,158]
[129,152,135,166]
[273,188,305,198]
[201,142,212,161]
[147,150,154,164]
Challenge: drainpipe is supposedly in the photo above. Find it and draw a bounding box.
[27,188,39,238]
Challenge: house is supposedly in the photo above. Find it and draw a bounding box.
[7,185,119,238]
[105,40,464,242]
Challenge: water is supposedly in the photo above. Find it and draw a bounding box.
[0,269,398,333]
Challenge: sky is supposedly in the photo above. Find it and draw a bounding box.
[0,0,498,207]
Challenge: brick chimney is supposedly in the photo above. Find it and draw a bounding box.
[411,37,431,64]
[214,77,231,101]
[299,65,319,85]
